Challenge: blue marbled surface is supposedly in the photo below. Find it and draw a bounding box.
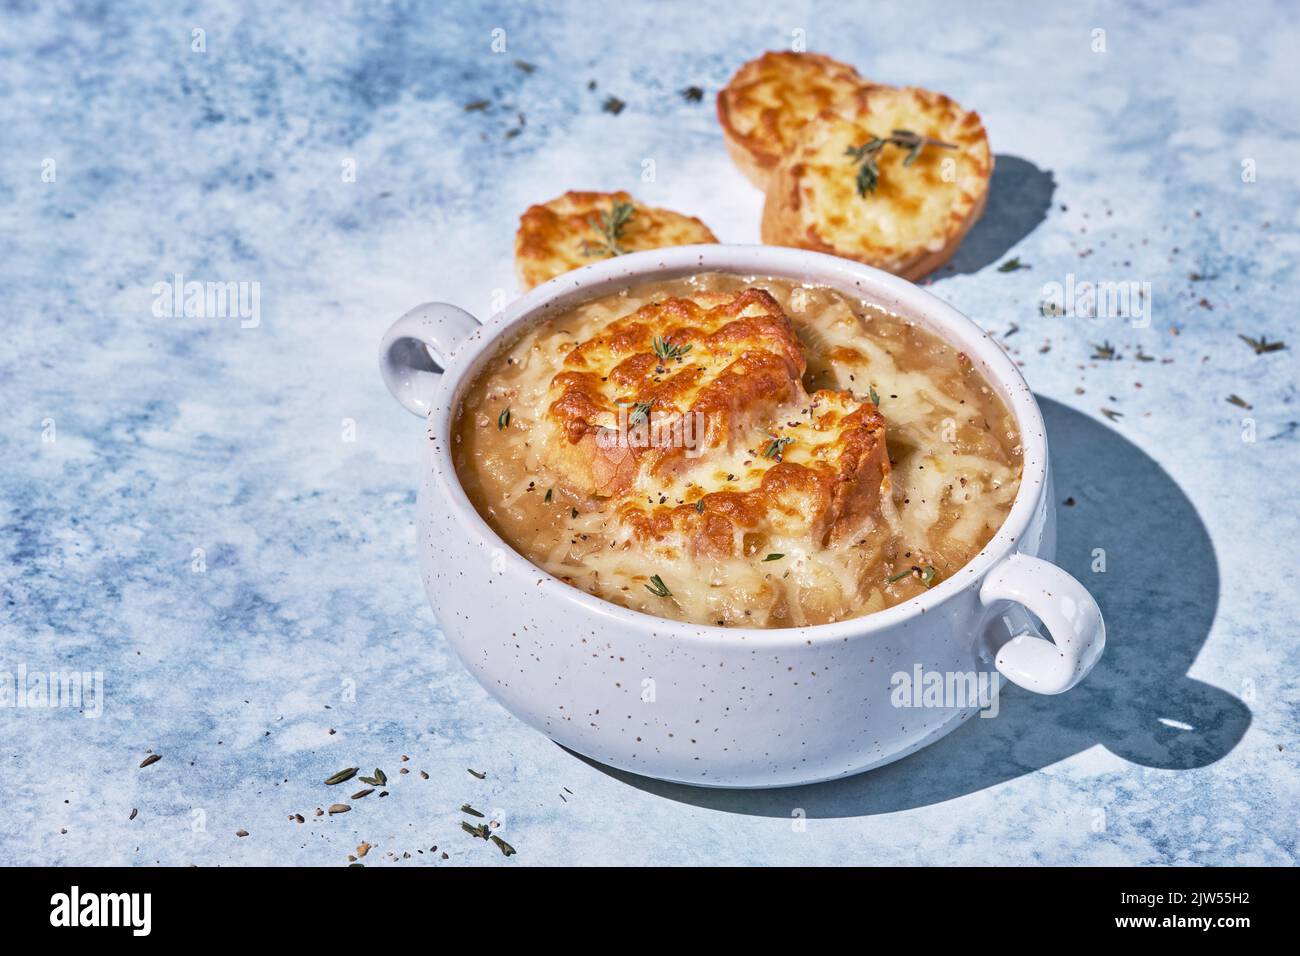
[1,0,1296,866]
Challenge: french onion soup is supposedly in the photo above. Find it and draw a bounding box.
[452,274,1021,628]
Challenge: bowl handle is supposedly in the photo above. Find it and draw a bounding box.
[979,553,1105,694]
[378,302,481,416]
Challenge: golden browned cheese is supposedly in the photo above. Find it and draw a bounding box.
[514,190,718,291]
[717,51,873,189]
[616,389,890,559]
[453,274,1022,628]
[538,288,891,558]
[542,289,806,498]
[761,86,993,280]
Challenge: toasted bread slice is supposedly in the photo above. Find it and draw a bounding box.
[540,286,891,556]
[761,86,993,281]
[515,190,718,291]
[542,288,806,498]
[716,51,873,190]
[616,389,891,558]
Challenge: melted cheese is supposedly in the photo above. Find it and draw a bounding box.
[453,274,1021,628]
[716,51,871,186]
[760,86,993,281]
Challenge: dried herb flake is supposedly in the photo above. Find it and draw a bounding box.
[645,574,672,598]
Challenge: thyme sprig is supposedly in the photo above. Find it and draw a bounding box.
[652,335,692,361]
[581,200,635,257]
[846,129,958,197]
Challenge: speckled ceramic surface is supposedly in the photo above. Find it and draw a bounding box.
[1,1,1296,864]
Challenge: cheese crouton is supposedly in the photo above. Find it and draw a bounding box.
[761,86,992,280]
[541,287,892,557]
[515,191,718,291]
[717,51,873,189]
[542,288,806,497]
[617,389,891,559]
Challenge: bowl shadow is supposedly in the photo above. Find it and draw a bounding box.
[571,397,1249,817]
[935,154,1056,277]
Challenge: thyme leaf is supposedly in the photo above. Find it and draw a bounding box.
[1239,333,1287,355]
[645,574,672,598]
[652,335,692,361]
[623,399,654,427]
[762,436,795,460]
[490,834,517,857]
[887,565,937,587]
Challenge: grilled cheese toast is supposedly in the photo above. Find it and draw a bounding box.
[541,288,891,557]
[717,51,874,190]
[515,190,718,291]
[761,86,993,280]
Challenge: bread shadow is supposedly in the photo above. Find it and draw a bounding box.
[935,154,1056,278]
[570,397,1249,817]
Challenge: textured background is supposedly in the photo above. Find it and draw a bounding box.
[1,0,1296,866]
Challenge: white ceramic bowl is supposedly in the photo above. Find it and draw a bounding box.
[379,246,1104,788]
